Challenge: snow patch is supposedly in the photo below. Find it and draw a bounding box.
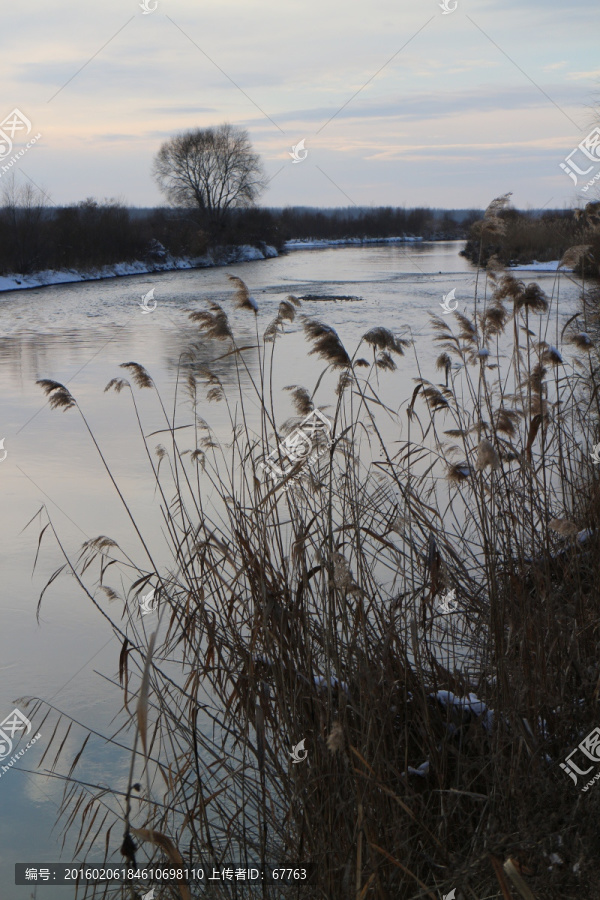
[509,260,571,272]
[314,675,350,694]
[431,689,494,732]
[284,236,423,251]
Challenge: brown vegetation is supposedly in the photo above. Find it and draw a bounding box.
[21,197,600,899]
[462,198,600,276]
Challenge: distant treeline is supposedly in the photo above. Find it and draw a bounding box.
[1,192,597,278]
[0,196,484,276]
[269,206,482,242]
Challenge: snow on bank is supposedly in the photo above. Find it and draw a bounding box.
[432,689,494,733]
[0,244,278,293]
[283,236,423,251]
[509,260,569,272]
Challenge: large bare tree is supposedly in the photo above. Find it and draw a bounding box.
[152,123,266,223]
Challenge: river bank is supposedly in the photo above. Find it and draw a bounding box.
[0,242,279,293]
[282,235,423,250]
[0,235,428,294]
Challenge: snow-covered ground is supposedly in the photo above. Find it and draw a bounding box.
[509,260,566,272]
[0,243,278,293]
[283,236,423,251]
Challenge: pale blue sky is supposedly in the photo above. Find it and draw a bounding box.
[2,0,598,209]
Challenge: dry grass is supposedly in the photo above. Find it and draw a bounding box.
[20,206,600,899]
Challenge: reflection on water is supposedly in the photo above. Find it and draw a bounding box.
[0,243,582,897]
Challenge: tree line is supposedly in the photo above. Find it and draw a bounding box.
[1,189,589,278]
[0,185,482,277]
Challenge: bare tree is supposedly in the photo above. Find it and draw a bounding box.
[0,173,49,273]
[152,123,266,224]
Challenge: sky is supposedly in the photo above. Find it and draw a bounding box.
[1,0,599,210]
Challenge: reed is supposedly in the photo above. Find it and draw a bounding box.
[24,197,600,899]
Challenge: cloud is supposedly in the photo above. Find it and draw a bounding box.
[148,106,217,115]
[244,84,584,137]
[567,69,600,81]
